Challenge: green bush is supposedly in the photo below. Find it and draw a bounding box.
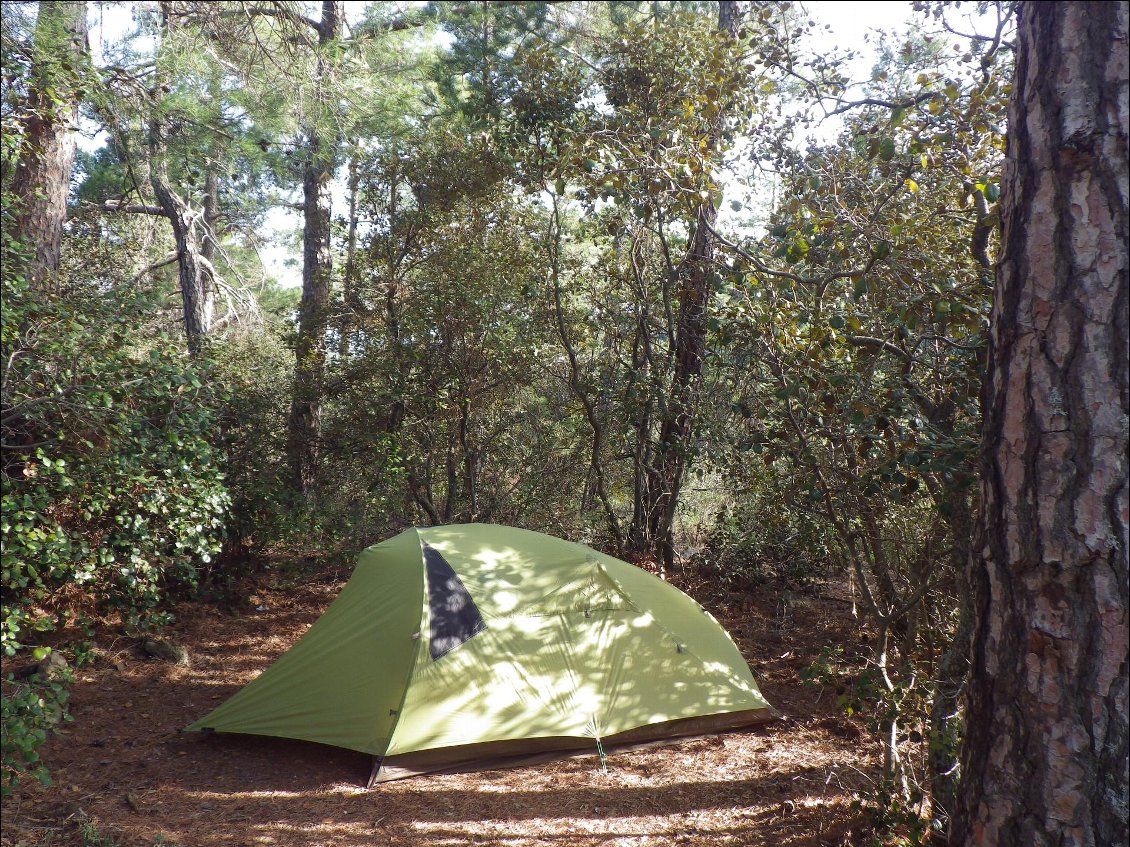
[1,262,229,790]
[1,666,71,797]
[208,328,296,560]
[2,276,229,646]
[700,470,834,589]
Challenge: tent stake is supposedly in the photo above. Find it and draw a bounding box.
[366,756,382,790]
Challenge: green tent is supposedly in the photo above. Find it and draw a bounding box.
[187,524,775,784]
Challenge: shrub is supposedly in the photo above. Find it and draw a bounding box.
[2,276,229,644]
[0,662,71,797]
[1,270,228,791]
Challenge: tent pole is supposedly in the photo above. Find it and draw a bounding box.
[366,756,382,790]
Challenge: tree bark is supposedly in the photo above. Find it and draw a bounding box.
[148,152,213,355]
[10,1,88,291]
[646,0,740,570]
[287,0,344,497]
[954,4,1129,846]
[150,2,216,355]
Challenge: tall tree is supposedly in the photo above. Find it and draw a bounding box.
[286,0,344,497]
[954,2,1128,845]
[9,0,88,289]
[131,0,429,492]
[83,2,280,354]
[646,0,741,569]
[147,1,218,355]
[499,1,765,558]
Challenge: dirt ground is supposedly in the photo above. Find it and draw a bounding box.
[2,566,880,847]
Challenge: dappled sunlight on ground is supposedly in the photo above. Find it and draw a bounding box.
[4,568,878,847]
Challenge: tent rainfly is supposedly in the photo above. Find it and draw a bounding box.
[186,524,776,785]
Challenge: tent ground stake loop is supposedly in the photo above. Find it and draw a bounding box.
[595,737,608,774]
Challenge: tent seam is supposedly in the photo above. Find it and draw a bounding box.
[381,527,428,764]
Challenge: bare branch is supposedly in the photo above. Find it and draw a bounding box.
[84,200,168,217]
[132,251,181,283]
[825,92,942,118]
[845,334,913,362]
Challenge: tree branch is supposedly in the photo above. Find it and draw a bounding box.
[238,4,322,37]
[826,92,942,118]
[702,217,876,291]
[845,334,913,362]
[132,251,181,283]
[84,200,168,217]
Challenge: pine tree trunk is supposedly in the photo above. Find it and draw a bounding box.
[287,0,344,497]
[10,1,87,291]
[954,3,1129,846]
[149,162,212,355]
[151,2,214,356]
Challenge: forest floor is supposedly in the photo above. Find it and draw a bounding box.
[3,562,882,847]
